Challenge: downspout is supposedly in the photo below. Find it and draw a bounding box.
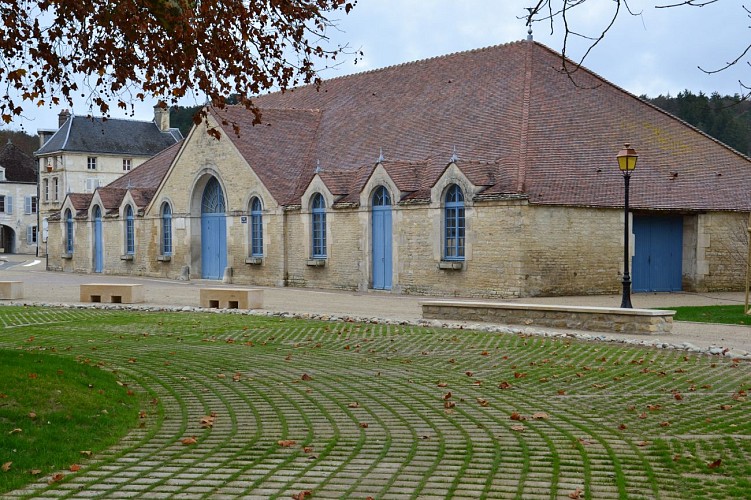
[282,206,289,286]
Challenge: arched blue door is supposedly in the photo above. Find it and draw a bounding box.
[201,177,227,279]
[372,186,392,290]
[93,206,103,273]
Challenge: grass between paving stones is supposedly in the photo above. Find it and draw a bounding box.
[668,305,751,326]
[0,306,749,499]
[0,346,144,494]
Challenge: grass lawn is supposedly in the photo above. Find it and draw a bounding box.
[0,348,142,493]
[0,305,748,499]
[668,305,751,326]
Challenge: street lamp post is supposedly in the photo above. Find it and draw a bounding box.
[617,144,638,309]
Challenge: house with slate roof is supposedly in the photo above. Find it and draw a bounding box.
[35,107,182,253]
[0,140,39,254]
[46,40,751,298]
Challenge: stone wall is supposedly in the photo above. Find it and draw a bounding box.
[42,121,750,297]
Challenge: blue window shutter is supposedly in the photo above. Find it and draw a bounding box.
[7,195,13,214]
[26,226,32,244]
[24,196,31,214]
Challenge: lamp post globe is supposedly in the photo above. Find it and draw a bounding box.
[616,144,638,308]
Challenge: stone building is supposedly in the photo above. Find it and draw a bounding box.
[35,107,182,253]
[46,40,751,298]
[0,140,38,254]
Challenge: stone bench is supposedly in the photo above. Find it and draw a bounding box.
[200,288,263,309]
[0,281,23,300]
[80,283,144,304]
[421,300,676,335]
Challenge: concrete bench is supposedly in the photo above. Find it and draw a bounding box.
[421,301,676,335]
[80,283,144,304]
[200,288,263,309]
[0,281,23,300]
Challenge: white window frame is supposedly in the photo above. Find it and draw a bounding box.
[87,157,97,170]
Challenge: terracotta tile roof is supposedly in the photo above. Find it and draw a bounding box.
[96,188,127,213]
[127,40,750,212]
[211,108,321,205]
[0,140,37,183]
[521,43,751,211]
[109,140,183,190]
[68,193,93,218]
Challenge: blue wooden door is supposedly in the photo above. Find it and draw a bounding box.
[93,206,103,273]
[201,178,227,279]
[372,187,392,290]
[633,216,683,292]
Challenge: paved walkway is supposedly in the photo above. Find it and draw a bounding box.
[1,254,750,354]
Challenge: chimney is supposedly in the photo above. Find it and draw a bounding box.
[153,103,170,132]
[58,109,71,128]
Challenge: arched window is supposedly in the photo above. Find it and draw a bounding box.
[250,197,263,257]
[373,186,391,206]
[125,205,135,255]
[65,209,73,254]
[161,202,172,256]
[444,184,465,260]
[311,193,326,258]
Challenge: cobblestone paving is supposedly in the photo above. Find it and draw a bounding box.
[1,307,750,499]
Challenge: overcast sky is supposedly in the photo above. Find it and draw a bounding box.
[3,0,750,132]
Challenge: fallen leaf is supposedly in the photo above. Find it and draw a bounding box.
[277,440,296,447]
[673,454,681,461]
[444,401,456,409]
[472,380,482,386]
[514,372,527,379]
[80,451,93,457]
[181,436,197,445]
[1,462,11,472]
[647,404,662,411]
[510,412,526,421]
[465,371,474,377]
[578,438,593,446]
[200,416,215,428]
[637,440,650,447]
[569,487,583,499]
[442,392,452,400]
[674,392,683,401]
[49,473,64,483]
[348,402,360,408]
[618,423,627,430]
[510,424,525,432]
[481,350,489,356]
[660,421,671,427]
[437,382,448,387]
[30,469,41,475]
[301,373,313,381]
[477,398,489,407]
[69,464,81,472]
[557,389,567,396]
[28,373,37,379]
[531,412,549,420]
[498,381,512,390]
[359,422,369,428]
[707,459,722,469]
[216,373,226,379]
[8,428,22,434]
[291,491,312,500]
[28,412,37,419]
[303,446,314,453]
[232,372,242,382]
[127,358,136,364]
[638,412,647,419]
[720,404,733,410]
